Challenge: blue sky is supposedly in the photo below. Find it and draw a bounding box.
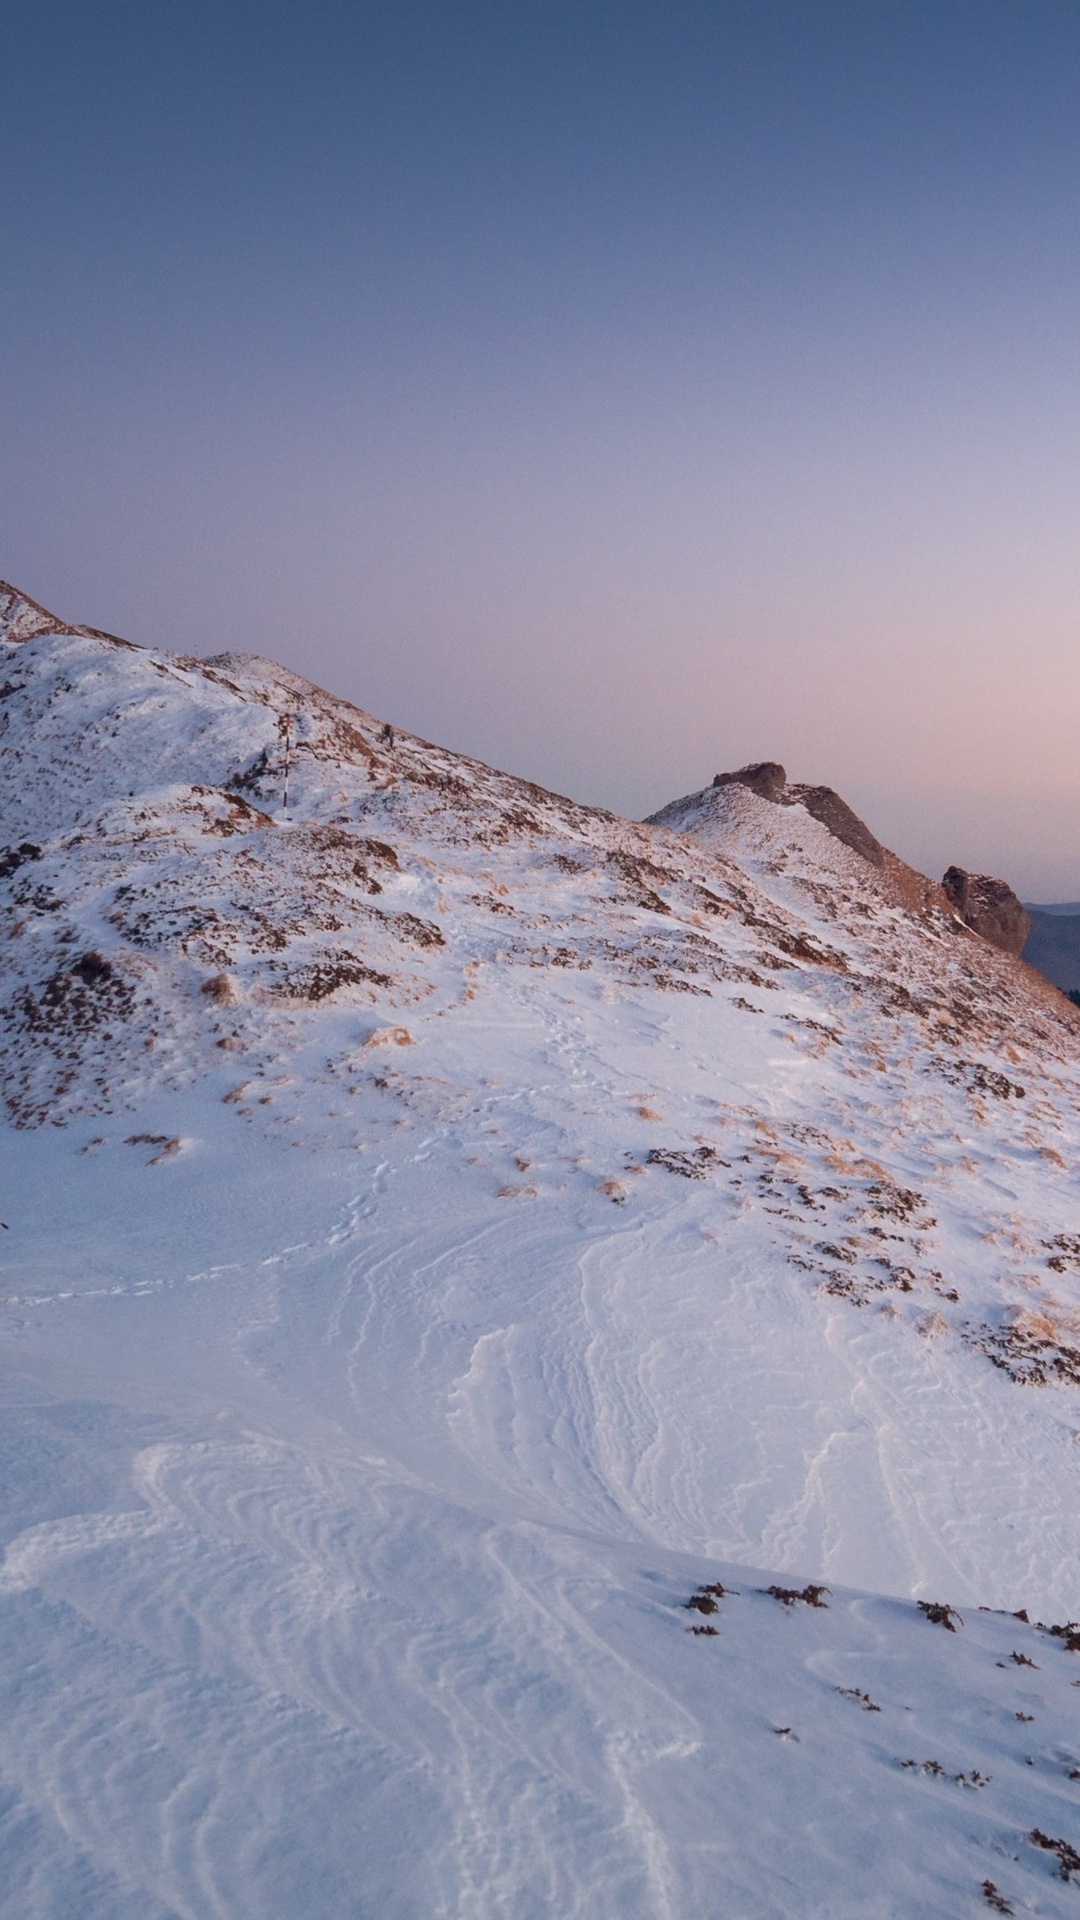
[4,1,1080,892]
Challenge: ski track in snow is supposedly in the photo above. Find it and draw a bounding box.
[5,594,1080,1911]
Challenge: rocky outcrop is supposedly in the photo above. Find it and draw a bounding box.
[712,762,787,804]
[709,763,885,868]
[942,867,1031,958]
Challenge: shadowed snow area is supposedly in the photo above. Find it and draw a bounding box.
[4,583,1080,1915]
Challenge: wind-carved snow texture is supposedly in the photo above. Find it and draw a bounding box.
[4,582,1080,1914]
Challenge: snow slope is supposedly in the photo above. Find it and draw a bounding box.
[4,582,1080,1915]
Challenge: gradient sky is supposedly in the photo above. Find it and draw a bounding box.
[4,1,1080,896]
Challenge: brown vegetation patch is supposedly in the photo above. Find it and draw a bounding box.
[225,747,272,796]
[188,787,272,834]
[1029,1830,1080,1882]
[274,954,393,1001]
[1038,1620,1080,1652]
[685,1582,732,1618]
[357,837,399,865]
[605,849,673,915]
[646,1145,721,1178]
[836,1687,881,1711]
[1046,1235,1080,1274]
[0,950,148,1127]
[387,911,444,948]
[971,1309,1080,1387]
[8,954,134,1036]
[0,841,42,879]
[918,1600,962,1631]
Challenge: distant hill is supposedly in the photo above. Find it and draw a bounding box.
[1022,905,1080,994]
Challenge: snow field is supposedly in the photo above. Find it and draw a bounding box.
[5,597,1080,1911]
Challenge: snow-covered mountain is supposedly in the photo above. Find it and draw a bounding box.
[4,579,1080,1917]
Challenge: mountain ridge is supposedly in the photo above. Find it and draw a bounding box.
[5,580,1080,1915]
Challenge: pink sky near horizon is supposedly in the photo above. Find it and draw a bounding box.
[3,1,1079,898]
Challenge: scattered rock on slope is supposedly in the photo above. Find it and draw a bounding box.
[942,867,1031,958]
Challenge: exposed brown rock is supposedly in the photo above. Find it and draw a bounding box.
[942,867,1031,958]
[712,762,787,804]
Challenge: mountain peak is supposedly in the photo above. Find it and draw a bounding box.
[0,579,79,644]
[0,577,135,651]
[702,760,887,867]
[711,759,788,803]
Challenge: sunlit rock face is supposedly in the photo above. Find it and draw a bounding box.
[942,864,1032,957]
